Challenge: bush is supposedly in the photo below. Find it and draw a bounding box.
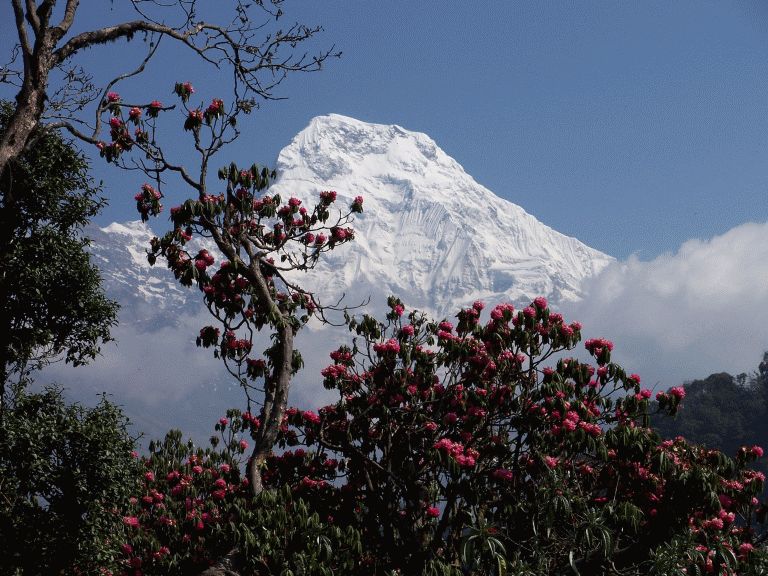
[114,297,768,574]
[0,387,140,574]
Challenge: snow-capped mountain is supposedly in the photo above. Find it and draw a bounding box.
[272,114,612,316]
[86,221,195,329]
[90,114,613,324]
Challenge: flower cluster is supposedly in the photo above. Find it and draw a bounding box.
[134,183,163,222]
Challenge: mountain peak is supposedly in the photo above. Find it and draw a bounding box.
[270,115,613,316]
[278,114,464,186]
[89,116,612,321]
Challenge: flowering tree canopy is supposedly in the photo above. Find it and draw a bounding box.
[112,297,768,575]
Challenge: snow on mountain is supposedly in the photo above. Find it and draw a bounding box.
[89,114,613,325]
[270,114,613,317]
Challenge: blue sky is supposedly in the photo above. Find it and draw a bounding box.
[4,1,768,259]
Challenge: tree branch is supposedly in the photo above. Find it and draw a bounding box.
[55,0,81,36]
[24,0,40,35]
[11,0,32,58]
[54,20,207,64]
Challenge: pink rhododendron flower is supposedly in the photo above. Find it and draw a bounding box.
[669,386,686,400]
[492,468,514,482]
[544,456,559,469]
[523,306,536,318]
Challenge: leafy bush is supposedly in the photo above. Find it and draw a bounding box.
[0,387,140,574]
[115,297,768,575]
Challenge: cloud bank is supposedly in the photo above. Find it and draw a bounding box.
[563,221,768,390]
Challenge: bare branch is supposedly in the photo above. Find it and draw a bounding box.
[53,20,209,64]
[55,0,81,35]
[11,0,32,58]
[24,0,40,35]
[0,45,23,88]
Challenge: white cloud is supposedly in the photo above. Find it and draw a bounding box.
[40,308,344,445]
[563,221,768,390]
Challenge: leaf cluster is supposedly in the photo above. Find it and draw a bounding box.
[0,101,118,381]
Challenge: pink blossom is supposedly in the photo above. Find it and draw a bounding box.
[523,306,536,318]
[533,296,547,309]
[239,439,249,451]
[544,456,559,469]
[426,507,440,518]
[669,386,686,400]
[122,516,140,528]
[492,468,513,482]
[106,92,120,102]
[319,190,337,203]
[303,410,321,424]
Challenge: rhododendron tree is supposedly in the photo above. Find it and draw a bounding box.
[1,1,351,504]
[246,297,768,575]
[91,80,363,500]
[109,297,768,574]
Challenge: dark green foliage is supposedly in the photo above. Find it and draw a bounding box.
[0,101,118,385]
[651,354,768,486]
[0,387,141,574]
